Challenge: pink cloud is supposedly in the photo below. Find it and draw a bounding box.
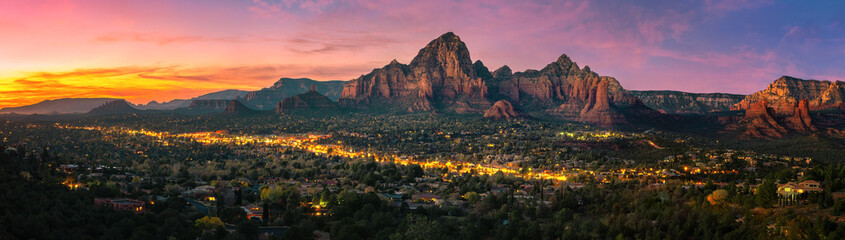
[704,0,774,12]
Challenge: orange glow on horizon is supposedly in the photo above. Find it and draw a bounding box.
[0,64,369,109]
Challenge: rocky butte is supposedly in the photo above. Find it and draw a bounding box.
[732,98,816,138]
[732,76,845,112]
[339,32,654,126]
[277,85,339,113]
[87,100,140,116]
[726,76,834,138]
[483,100,524,119]
[222,100,256,115]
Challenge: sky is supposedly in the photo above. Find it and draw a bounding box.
[2,0,845,108]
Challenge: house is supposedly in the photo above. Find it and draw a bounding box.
[777,180,823,199]
[380,193,403,202]
[411,193,443,205]
[777,182,800,199]
[798,180,822,191]
[95,198,145,213]
[242,204,264,221]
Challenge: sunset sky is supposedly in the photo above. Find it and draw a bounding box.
[2,0,844,109]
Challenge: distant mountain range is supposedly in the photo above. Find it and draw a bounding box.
[136,89,251,110]
[1,79,345,114]
[0,98,122,115]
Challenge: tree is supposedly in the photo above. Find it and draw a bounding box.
[194,216,224,230]
[465,191,480,204]
[707,189,728,205]
[756,179,778,207]
[236,220,259,240]
[389,215,444,240]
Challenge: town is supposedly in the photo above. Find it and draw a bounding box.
[3,113,845,239]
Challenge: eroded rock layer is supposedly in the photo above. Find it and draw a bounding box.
[340,32,490,113]
[339,32,653,126]
[483,100,523,119]
[629,90,745,114]
[732,76,845,112]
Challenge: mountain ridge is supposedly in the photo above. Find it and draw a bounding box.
[242,78,346,110]
[0,98,122,115]
[339,32,653,126]
[630,90,745,114]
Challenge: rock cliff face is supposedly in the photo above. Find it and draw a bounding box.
[629,90,745,114]
[484,54,648,126]
[483,100,523,119]
[339,32,653,126]
[723,76,844,138]
[277,86,338,113]
[223,100,255,114]
[576,79,627,126]
[340,32,489,113]
[243,78,346,110]
[732,76,845,112]
[737,98,817,138]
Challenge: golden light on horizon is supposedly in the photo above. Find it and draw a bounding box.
[0,66,273,109]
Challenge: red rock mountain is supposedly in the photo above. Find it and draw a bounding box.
[477,54,650,126]
[725,76,843,138]
[340,32,653,126]
[277,85,339,113]
[340,32,489,113]
[483,100,524,119]
[734,98,817,138]
[732,76,845,112]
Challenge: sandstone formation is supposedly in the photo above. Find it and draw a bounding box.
[742,99,789,138]
[732,76,845,112]
[629,90,745,114]
[483,100,523,119]
[276,85,338,113]
[242,78,346,110]
[576,79,626,126]
[723,76,843,138]
[339,32,654,126]
[339,32,490,113]
[485,54,650,126]
[739,98,817,138]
